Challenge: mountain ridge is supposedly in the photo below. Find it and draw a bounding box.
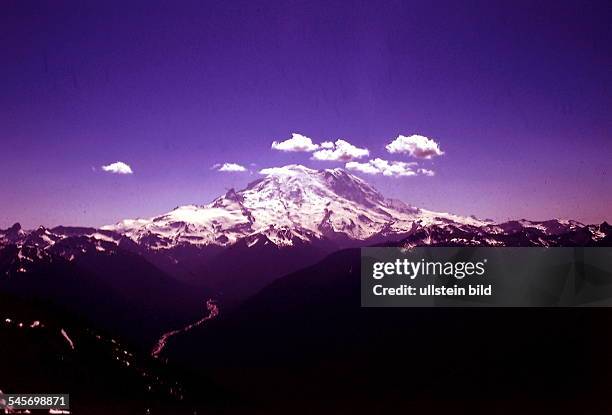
[1,165,610,302]
[100,164,488,249]
[2,164,610,259]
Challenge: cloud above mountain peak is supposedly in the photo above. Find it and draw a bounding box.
[345,158,427,177]
[271,134,368,162]
[271,133,319,152]
[212,162,247,172]
[258,164,316,176]
[312,139,369,162]
[267,133,440,178]
[386,134,444,159]
[101,161,133,174]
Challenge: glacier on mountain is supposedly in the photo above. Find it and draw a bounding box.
[102,164,486,248]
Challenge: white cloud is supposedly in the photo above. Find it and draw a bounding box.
[258,166,302,176]
[385,134,444,159]
[312,139,369,162]
[345,158,434,177]
[213,162,247,172]
[101,161,133,174]
[344,160,381,175]
[271,133,319,152]
[418,168,435,176]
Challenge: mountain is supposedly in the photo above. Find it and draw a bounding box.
[396,218,611,247]
[0,292,230,414]
[0,225,209,347]
[103,164,486,248]
[167,248,612,414]
[1,165,610,304]
[2,165,611,413]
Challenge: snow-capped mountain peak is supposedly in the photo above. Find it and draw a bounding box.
[1,165,610,280]
[102,164,485,249]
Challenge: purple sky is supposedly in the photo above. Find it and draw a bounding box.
[2,0,611,229]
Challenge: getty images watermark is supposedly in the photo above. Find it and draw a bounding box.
[361,247,612,307]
